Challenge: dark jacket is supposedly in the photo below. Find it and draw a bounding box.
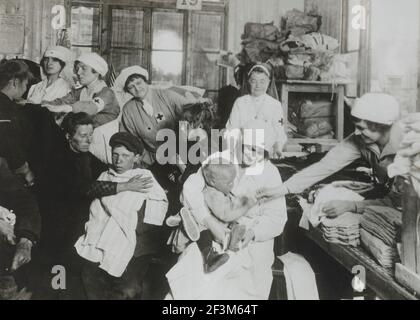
[0,92,31,170]
[0,157,41,243]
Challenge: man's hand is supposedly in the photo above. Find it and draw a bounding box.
[322,200,357,218]
[11,238,33,272]
[241,229,255,249]
[0,220,16,245]
[15,163,35,187]
[23,168,36,188]
[119,175,153,193]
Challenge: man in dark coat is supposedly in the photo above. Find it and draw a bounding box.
[0,156,41,299]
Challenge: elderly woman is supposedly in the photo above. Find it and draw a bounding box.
[42,52,120,128]
[118,66,206,167]
[27,46,72,104]
[0,60,35,187]
[167,122,287,300]
[226,63,287,158]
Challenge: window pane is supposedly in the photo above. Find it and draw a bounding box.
[347,0,361,51]
[152,51,183,86]
[71,46,99,57]
[345,51,359,97]
[192,14,222,51]
[71,6,100,46]
[193,53,219,89]
[110,49,143,74]
[111,9,144,48]
[152,11,183,50]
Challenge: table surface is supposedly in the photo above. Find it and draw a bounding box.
[306,227,418,300]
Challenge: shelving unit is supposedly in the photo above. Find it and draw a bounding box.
[277,80,346,146]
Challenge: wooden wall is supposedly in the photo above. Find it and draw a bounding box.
[0,0,64,62]
[305,0,343,41]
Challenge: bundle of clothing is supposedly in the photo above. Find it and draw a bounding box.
[236,10,345,83]
[289,98,335,139]
[238,22,285,64]
[278,9,342,82]
[321,212,361,247]
[281,9,321,37]
[388,113,420,198]
[360,206,402,268]
[299,184,365,247]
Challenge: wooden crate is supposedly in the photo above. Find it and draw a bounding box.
[277,80,345,146]
[395,180,420,295]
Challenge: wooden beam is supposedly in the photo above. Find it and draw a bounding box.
[395,263,420,296]
[306,228,418,300]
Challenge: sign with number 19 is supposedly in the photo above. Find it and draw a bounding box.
[176,0,202,11]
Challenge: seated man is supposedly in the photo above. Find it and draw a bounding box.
[76,132,168,299]
[0,157,41,299]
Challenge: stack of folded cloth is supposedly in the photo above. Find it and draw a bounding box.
[360,206,402,268]
[320,212,362,247]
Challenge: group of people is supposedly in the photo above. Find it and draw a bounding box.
[0,44,404,300]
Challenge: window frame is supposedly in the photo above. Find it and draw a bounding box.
[66,0,228,90]
[341,0,371,96]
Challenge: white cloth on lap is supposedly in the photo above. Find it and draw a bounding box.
[279,252,319,300]
[75,168,168,277]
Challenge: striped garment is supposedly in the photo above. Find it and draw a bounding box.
[75,168,168,277]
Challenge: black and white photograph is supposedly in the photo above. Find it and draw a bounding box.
[0,0,419,303]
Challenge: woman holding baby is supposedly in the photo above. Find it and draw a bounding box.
[166,120,287,300]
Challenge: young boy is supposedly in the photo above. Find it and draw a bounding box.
[75,132,168,278]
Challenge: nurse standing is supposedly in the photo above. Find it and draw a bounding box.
[226,63,287,158]
[27,46,72,104]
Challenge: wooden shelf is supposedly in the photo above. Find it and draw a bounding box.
[306,227,418,300]
[289,138,339,146]
[278,81,346,146]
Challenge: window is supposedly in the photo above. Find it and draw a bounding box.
[70,4,101,56]
[191,12,223,90]
[109,8,145,73]
[68,1,227,91]
[151,10,184,85]
[342,0,365,97]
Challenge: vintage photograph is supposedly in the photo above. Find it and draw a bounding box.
[0,0,419,302]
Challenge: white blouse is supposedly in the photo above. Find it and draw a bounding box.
[226,93,288,152]
[27,77,71,104]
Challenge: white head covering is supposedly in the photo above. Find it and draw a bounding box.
[248,63,271,78]
[351,93,400,125]
[113,65,149,92]
[43,46,72,63]
[76,52,108,77]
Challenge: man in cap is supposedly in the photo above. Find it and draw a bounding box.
[42,52,119,128]
[77,131,168,300]
[259,92,404,217]
[0,156,41,299]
